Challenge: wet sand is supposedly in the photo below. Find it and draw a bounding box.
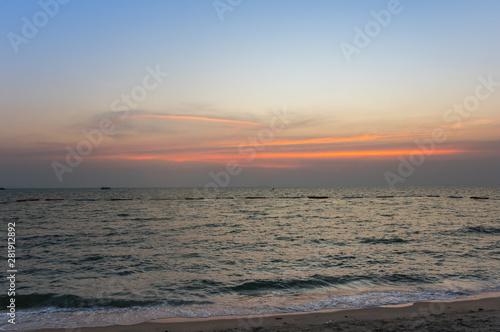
[32,292,500,332]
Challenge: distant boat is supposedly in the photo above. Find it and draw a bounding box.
[448,196,463,199]
[245,197,267,199]
[185,197,204,200]
[470,196,489,200]
[101,187,111,190]
[427,195,440,197]
[308,196,329,199]
[0,187,5,190]
[376,195,394,198]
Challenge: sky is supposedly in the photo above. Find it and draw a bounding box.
[1,0,499,188]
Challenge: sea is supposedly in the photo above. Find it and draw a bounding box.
[1,186,499,330]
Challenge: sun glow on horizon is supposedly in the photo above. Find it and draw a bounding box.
[2,0,499,187]
[96,149,466,165]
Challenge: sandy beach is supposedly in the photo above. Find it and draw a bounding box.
[31,292,500,332]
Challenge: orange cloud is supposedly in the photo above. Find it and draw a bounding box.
[237,133,428,148]
[101,149,464,164]
[253,149,464,159]
[129,114,262,126]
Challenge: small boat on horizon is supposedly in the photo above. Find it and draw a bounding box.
[376,195,394,198]
[470,196,489,200]
[101,187,111,190]
[0,187,5,190]
[308,196,329,199]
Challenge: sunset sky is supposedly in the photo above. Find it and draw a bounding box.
[1,0,499,188]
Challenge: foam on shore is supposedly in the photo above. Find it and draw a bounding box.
[29,292,500,332]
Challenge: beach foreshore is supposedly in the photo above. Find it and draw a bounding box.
[32,292,500,332]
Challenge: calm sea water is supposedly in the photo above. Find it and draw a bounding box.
[1,186,499,330]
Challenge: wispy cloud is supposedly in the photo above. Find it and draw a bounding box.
[95,147,466,165]
[128,114,262,126]
[236,133,428,148]
[440,119,496,129]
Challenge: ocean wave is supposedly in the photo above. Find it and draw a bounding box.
[466,226,500,234]
[0,293,156,310]
[0,293,210,311]
[225,273,432,295]
[359,237,408,244]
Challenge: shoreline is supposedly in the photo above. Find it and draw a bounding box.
[30,291,500,332]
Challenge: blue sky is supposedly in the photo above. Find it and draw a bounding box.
[1,0,499,188]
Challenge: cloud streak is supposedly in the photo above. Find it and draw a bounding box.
[128,114,262,126]
[236,133,430,148]
[97,148,465,166]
